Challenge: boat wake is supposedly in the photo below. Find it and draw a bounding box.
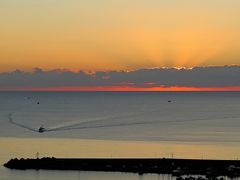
[7,96,240,133]
[8,113,39,132]
[7,112,152,133]
[8,111,240,133]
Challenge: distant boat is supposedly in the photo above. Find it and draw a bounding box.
[38,126,46,133]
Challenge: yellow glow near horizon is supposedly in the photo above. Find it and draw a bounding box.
[0,1,240,71]
[1,137,240,161]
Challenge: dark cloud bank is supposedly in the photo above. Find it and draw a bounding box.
[0,66,240,89]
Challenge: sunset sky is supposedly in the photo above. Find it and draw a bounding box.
[1,1,240,90]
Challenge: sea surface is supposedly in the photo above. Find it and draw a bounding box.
[0,92,240,180]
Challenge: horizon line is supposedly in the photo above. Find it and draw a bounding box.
[1,86,240,92]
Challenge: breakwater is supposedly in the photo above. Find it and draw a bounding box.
[4,158,240,178]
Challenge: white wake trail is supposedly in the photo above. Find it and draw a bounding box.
[8,113,38,132]
[46,112,145,131]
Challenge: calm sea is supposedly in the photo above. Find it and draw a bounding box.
[0,92,240,180]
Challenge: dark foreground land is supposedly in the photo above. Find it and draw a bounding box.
[4,158,240,178]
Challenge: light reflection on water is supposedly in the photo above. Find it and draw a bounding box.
[1,138,240,162]
[1,137,240,180]
[1,167,175,180]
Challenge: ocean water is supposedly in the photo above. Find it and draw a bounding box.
[1,92,240,180]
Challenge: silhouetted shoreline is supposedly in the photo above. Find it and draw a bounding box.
[4,158,240,178]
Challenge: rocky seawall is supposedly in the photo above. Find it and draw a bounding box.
[4,158,240,178]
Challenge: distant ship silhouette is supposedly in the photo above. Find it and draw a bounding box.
[38,126,46,133]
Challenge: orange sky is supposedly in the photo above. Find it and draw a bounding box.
[1,1,240,72]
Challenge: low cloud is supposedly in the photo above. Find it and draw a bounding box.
[0,66,240,90]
